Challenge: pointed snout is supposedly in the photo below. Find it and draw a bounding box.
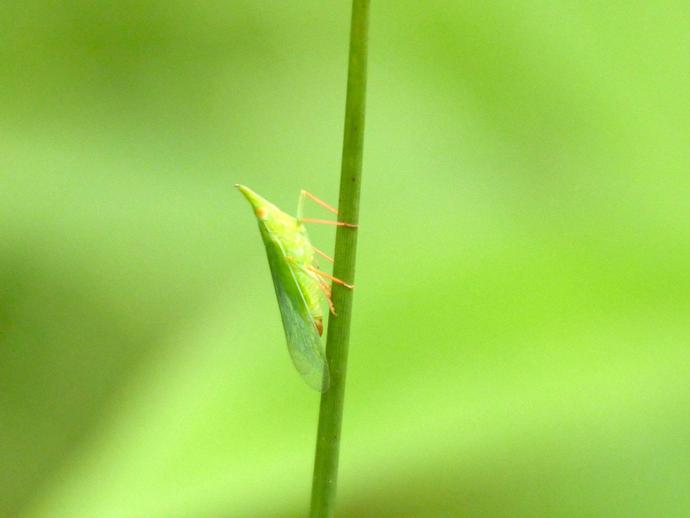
[235,184,266,209]
[234,183,250,199]
[235,184,279,225]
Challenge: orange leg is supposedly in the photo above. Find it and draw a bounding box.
[319,278,332,295]
[312,245,334,264]
[316,278,336,315]
[297,189,357,227]
[300,190,339,215]
[301,218,358,228]
[306,265,354,289]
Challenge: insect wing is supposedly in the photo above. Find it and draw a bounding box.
[260,229,330,392]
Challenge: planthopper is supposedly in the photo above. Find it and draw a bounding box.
[236,185,355,392]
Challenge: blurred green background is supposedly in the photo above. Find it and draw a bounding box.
[2,1,689,517]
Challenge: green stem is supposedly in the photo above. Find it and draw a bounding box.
[310,1,370,516]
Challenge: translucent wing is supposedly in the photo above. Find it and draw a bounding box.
[259,227,330,392]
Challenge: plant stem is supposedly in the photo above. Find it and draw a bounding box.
[310,1,370,516]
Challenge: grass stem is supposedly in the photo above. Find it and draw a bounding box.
[309,1,371,516]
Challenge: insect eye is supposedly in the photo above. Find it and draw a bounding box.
[255,207,268,219]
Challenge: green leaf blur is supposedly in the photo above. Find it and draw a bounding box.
[1,2,688,517]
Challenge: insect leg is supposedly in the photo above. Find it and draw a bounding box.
[298,189,339,216]
[301,218,358,228]
[316,278,336,315]
[306,265,354,289]
[312,245,335,264]
[297,190,357,227]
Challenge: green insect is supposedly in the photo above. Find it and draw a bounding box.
[236,184,355,392]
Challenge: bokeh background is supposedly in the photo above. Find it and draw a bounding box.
[2,1,689,517]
